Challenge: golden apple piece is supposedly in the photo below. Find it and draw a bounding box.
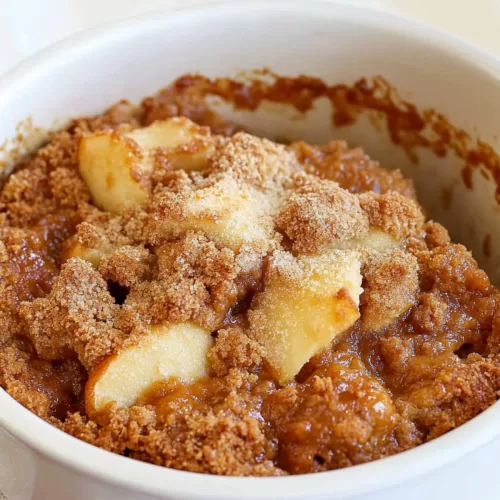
[78,131,151,214]
[333,229,398,254]
[78,118,213,214]
[248,250,362,384]
[155,175,273,251]
[85,322,212,416]
[128,117,213,172]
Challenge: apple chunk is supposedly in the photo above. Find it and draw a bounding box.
[85,322,212,416]
[78,131,151,214]
[333,229,398,254]
[248,250,362,384]
[60,235,109,268]
[129,117,213,172]
[78,118,213,214]
[151,175,273,251]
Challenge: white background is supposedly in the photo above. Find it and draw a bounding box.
[1,0,500,499]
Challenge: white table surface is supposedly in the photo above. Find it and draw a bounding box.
[1,1,500,499]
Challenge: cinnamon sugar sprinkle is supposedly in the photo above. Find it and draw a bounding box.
[1,73,500,477]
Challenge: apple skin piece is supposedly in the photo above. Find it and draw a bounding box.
[85,322,212,417]
[78,118,213,214]
[248,250,363,384]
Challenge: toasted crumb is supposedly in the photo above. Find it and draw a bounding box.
[0,167,54,226]
[147,410,280,476]
[20,259,125,370]
[49,167,90,207]
[125,278,229,332]
[30,129,81,172]
[419,243,491,291]
[209,132,296,192]
[123,233,241,331]
[157,231,238,304]
[5,378,52,418]
[358,191,425,240]
[424,221,451,249]
[0,343,51,418]
[0,226,59,341]
[75,221,106,248]
[209,326,264,376]
[56,412,100,443]
[276,175,369,254]
[100,246,153,287]
[151,165,198,192]
[360,249,419,331]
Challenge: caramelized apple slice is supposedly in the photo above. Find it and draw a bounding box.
[85,322,212,416]
[248,250,362,384]
[78,118,213,214]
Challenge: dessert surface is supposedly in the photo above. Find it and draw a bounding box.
[1,75,500,476]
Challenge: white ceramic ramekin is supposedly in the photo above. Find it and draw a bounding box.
[1,2,500,499]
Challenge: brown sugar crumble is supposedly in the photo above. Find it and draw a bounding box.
[276,175,370,254]
[2,73,500,478]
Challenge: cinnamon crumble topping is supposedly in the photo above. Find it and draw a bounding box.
[1,75,500,479]
[276,175,369,254]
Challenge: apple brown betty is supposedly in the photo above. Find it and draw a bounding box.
[1,76,500,477]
